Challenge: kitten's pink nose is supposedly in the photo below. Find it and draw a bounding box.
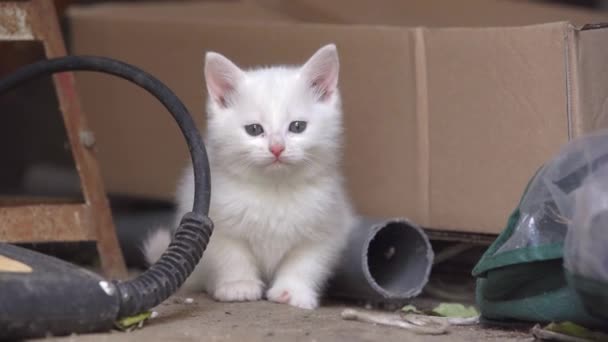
[270,144,285,158]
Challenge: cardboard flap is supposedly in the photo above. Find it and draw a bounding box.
[422,22,572,231]
[575,26,608,135]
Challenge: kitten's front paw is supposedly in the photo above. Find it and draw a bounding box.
[213,280,264,302]
[266,282,319,310]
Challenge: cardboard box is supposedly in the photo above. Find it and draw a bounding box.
[68,2,608,234]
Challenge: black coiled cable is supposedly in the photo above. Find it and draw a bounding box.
[0,55,213,318]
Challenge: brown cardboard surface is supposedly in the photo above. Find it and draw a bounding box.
[258,0,607,27]
[68,2,608,234]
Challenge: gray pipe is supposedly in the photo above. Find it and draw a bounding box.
[327,217,434,303]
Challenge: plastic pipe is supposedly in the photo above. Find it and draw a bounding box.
[328,217,434,303]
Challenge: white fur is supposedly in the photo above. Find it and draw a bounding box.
[144,44,355,310]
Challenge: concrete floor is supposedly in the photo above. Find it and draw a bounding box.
[44,293,532,342]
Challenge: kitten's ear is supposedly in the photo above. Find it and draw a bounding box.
[204,52,245,108]
[301,44,339,102]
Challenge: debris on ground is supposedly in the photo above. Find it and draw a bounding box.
[431,303,479,318]
[341,301,482,334]
[114,311,153,332]
[531,322,608,342]
[401,305,423,314]
[402,303,479,325]
[341,308,449,335]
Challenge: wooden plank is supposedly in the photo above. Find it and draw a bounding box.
[0,204,95,243]
[27,0,127,279]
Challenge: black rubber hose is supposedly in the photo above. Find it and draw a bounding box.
[0,56,213,317]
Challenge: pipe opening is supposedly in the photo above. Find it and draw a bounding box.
[366,221,432,297]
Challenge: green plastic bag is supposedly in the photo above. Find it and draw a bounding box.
[473,131,608,330]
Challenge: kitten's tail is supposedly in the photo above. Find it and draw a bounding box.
[142,227,172,266]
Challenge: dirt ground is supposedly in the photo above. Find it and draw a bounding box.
[43,293,532,342]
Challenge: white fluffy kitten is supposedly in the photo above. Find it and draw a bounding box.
[143,44,355,310]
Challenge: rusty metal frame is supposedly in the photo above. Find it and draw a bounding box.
[0,0,127,278]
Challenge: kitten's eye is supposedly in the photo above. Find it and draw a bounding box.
[244,124,264,136]
[288,121,307,134]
